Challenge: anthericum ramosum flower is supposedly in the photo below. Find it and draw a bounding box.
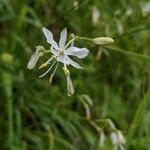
[27,46,45,69]
[38,27,89,80]
[27,27,89,96]
[110,130,126,150]
[41,27,89,69]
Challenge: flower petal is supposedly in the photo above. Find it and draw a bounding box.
[65,47,89,58]
[51,49,60,56]
[66,56,82,69]
[42,27,59,50]
[59,28,67,49]
[56,55,70,65]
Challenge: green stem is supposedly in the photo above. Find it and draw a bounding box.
[114,24,150,39]
[64,37,77,49]
[15,108,22,144]
[78,36,93,42]
[105,46,150,60]
[2,71,14,148]
[126,90,150,150]
[64,36,92,50]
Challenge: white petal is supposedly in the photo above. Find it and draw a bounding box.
[56,55,70,65]
[51,49,60,56]
[59,28,67,49]
[27,51,39,69]
[66,56,82,69]
[65,47,89,58]
[42,27,59,50]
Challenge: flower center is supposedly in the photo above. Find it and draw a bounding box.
[60,49,65,55]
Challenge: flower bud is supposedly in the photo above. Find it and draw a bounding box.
[99,131,105,147]
[93,37,114,45]
[27,46,45,70]
[66,75,75,96]
[1,53,13,64]
[63,67,70,76]
[69,33,75,39]
[27,52,39,69]
[63,67,74,96]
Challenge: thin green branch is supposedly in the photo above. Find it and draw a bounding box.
[114,25,150,39]
[105,46,150,60]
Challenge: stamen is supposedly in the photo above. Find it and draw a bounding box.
[49,74,54,83]
[39,63,47,69]
[46,56,54,64]
[39,60,56,78]
[48,62,59,83]
[39,57,54,69]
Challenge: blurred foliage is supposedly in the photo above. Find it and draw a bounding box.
[0,0,150,149]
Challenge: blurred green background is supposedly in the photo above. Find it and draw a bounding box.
[0,0,150,149]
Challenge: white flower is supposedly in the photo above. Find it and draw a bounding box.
[27,27,89,96]
[110,131,126,150]
[42,27,89,69]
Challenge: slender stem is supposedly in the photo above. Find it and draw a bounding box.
[126,90,150,150]
[105,46,150,60]
[39,60,57,78]
[78,36,93,42]
[52,62,59,75]
[114,25,150,39]
[15,108,21,144]
[2,71,13,148]
[64,36,92,50]
[44,50,51,53]
[64,37,77,49]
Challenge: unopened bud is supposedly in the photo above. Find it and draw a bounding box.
[63,67,70,76]
[70,33,75,39]
[1,53,13,64]
[93,37,114,45]
[66,75,75,96]
[27,46,45,70]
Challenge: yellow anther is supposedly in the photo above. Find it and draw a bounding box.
[39,63,47,69]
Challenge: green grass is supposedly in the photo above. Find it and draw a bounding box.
[0,0,150,149]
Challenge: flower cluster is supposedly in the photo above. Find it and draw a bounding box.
[27,27,114,96]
